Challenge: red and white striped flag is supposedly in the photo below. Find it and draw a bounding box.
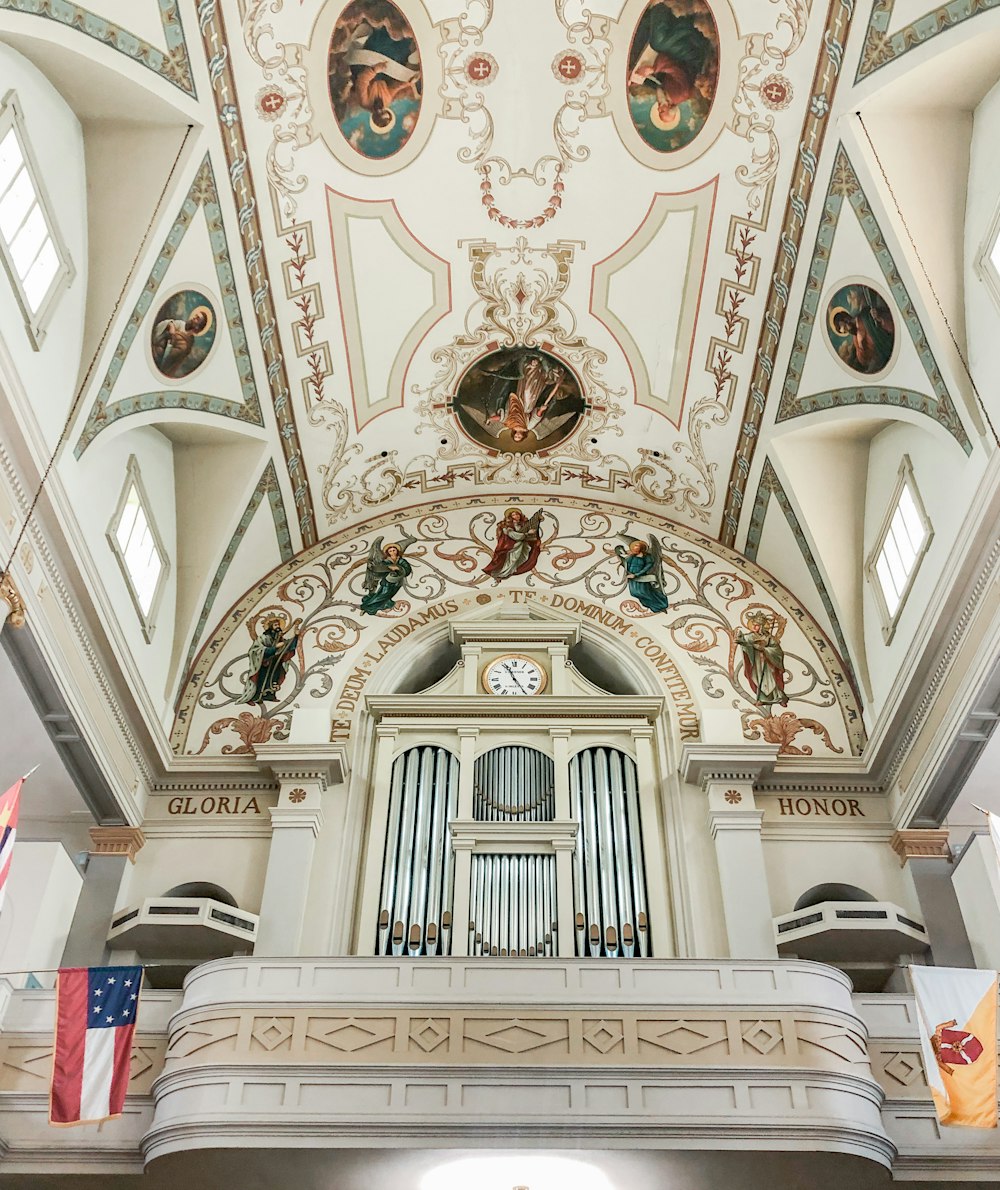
[49,966,143,1125]
[0,777,23,910]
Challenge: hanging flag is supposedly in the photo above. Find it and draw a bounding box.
[912,965,998,1129]
[0,777,24,911]
[49,966,143,1126]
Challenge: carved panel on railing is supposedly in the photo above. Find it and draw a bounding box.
[162,1009,871,1071]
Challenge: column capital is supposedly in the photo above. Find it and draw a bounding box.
[253,741,349,787]
[891,828,951,866]
[457,727,481,739]
[269,805,323,838]
[680,743,778,788]
[708,807,765,841]
[0,572,26,629]
[89,825,145,863]
[548,727,573,740]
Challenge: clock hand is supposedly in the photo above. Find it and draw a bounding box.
[503,662,529,693]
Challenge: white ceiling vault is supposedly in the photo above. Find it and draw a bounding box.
[0,0,998,783]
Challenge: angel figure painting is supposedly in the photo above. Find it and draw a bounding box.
[453,348,586,455]
[242,614,302,707]
[360,533,416,614]
[736,608,789,712]
[826,283,896,376]
[483,508,546,582]
[328,0,422,160]
[627,0,720,153]
[149,289,216,381]
[615,534,670,613]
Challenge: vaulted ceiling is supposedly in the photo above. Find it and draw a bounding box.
[1,0,998,777]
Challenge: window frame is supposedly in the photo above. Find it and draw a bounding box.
[106,457,169,643]
[864,455,933,644]
[0,91,75,349]
[975,193,1000,312]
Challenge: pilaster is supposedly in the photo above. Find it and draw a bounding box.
[682,744,778,959]
[891,827,974,968]
[253,743,346,957]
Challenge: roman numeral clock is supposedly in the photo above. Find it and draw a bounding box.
[482,653,548,696]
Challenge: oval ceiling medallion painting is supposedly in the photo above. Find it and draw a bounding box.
[626,0,720,154]
[452,348,586,455]
[825,282,896,377]
[328,0,422,161]
[149,289,217,382]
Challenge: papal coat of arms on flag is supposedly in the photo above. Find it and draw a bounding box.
[913,966,998,1129]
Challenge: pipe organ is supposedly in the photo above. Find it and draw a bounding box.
[571,747,650,957]
[362,614,671,960]
[375,745,458,956]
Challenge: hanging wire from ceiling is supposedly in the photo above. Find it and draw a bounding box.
[0,126,194,605]
[856,111,1000,448]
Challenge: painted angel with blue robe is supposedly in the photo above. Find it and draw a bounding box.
[615,533,670,614]
[360,532,416,615]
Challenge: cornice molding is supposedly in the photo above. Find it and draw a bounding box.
[680,744,779,787]
[367,694,664,723]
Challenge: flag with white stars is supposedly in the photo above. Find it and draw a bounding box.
[50,966,144,1125]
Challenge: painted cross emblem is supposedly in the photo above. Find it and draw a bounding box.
[554,52,584,82]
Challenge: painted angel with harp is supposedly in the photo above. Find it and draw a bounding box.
[360,532,416,615]
[615,532,670,614]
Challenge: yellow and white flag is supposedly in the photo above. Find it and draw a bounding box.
[912,965,997,1128]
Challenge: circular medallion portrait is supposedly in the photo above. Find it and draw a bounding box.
[627,0,720,154]
[328,0,422,161]
[452,348,586,455]
[149,289,217,382]
[825,282,896,377]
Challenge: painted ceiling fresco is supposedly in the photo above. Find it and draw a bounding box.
[5,0,990,758]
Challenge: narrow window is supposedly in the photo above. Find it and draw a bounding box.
[866,456,932,641]
[108,460,168,639]
[0,93,74,347]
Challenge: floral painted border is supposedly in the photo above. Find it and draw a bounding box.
[776,145,971,454]
[745,457,860,702]
[75,156,263,454]
[198,0,316,547]
[720,0,857,547]
[0,0,195,96]
[856,0,1000,82]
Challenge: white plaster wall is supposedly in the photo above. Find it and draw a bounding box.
[0,44,87,446]
[117,834,268,915]
[764,836,919,918]
[59,423,178,713]
[966,74,1000,426]
[862,421,985,708]
[0,842,81,987]
[951,833,1000,971]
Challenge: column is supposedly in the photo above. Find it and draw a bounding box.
[632,726,675,957]
[550,728,575,956]
[548,644,569,695]
[61,827,144,967]
[450,728,479,957]
[254,744,346,957]
[356,726,398,952]
[682,745,778,960]
[891,829,974,968]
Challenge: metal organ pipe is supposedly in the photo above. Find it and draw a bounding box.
[375,746,459,956]
[570,747,651,959]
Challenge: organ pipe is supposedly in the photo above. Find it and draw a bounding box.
[473,746,555,821]
[570,747,651,958]
[375,746,459,956]
[469,852,557,957]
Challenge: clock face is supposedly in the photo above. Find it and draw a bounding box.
[483,655,547,696]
